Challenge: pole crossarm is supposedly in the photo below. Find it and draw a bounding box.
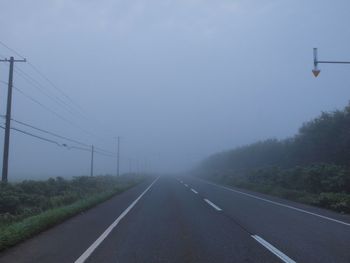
[0,58,26,62]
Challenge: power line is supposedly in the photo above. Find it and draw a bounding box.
[14,67,78,116]
[26,61,89,118]
[12,126,64,146]
[0,40,116,137]
[24,62,117,137]
[13,68,114,143]
[66,145,91,152]
[94,150,116,158]
[0,41,89,121]
[0,40,26,60]
[94,146,115,155]
[0,125,62,147]
[11,126,90,153]
[0,41,118,175]
[0,80,114,153]
[0,124,114,157]
[13,86,84,130]
[11,118,115,154]
[12,86,116,154]
[0,41,83,118]
[12,85,106,140]
[0,40,89,118]
[0,41,115,140]
[11,118,90,148]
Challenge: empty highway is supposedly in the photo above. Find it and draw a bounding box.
[1,176,349,263]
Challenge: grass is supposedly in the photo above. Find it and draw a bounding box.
[203,176,350,214]
[0,177,143,251]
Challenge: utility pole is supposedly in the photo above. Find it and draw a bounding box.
[128,158,132,174]
[90,145,94,177]
[312,48,350,77]
[117,136,120,176]
[0,57,26,183]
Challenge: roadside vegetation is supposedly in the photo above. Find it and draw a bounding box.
[0,174,145,251]
[195,104,350,214]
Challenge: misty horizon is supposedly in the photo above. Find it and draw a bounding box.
[1,0,350,180]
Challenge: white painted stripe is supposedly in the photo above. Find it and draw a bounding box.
[191,188,198,194]
[252,235,296,263]
[204,198,222,211]
[184,184,189,187]
[198,179,350,227]
[75,177,160,263]
[180,180,183,184]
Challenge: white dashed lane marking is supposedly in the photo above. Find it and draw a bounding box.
[191,188,198,194]
[204,199,222,211]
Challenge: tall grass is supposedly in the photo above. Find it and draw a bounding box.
[0,175,144,251]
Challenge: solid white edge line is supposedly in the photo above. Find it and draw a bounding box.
[252,235,296,263]
[191,188,198,194]
[74,177,160,263]
[204,198,222,211]
[198,178,350,227]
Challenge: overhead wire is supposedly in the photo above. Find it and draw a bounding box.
[0,41,118,158]
[14,67,78,116]
[3,74,108,148]
[0,124,114,157]
[13,67,115,143]
[5,116,115,155]
[94,146,116,155]
[0,45,80,119]
[13,86,86,130]
[12,85,107,140]
[11,118,115,155]
[24,62,117,138]
[0,40,116,137]
[0,40,25,59]
[11,118,91,148]
[0,124,62,147]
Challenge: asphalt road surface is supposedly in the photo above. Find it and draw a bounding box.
[1,176,349,263]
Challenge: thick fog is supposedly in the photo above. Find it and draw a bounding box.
[0,0,350,180]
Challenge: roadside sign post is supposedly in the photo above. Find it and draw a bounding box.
[312,48,350,77]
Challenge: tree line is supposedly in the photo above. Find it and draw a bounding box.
[195,104,350,212]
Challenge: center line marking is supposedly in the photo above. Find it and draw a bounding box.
[252,235,296,263]
[204,199,222,211]
[191,188,198,194]
[74,177,160,263]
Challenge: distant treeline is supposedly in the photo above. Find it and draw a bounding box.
[195,104,350,213]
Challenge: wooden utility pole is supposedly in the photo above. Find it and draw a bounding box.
[90,145,94,177]
[0,56,26,182]
[117,136,120,176]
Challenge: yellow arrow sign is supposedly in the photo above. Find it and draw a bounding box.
[312,69,320,77]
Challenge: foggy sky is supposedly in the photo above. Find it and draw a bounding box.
[1,0,350,180]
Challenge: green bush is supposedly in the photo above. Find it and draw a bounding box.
[317,193,350,213]
[0,175,144,227]
[0,174,145,250]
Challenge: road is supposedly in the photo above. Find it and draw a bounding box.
[1,176,350,263]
